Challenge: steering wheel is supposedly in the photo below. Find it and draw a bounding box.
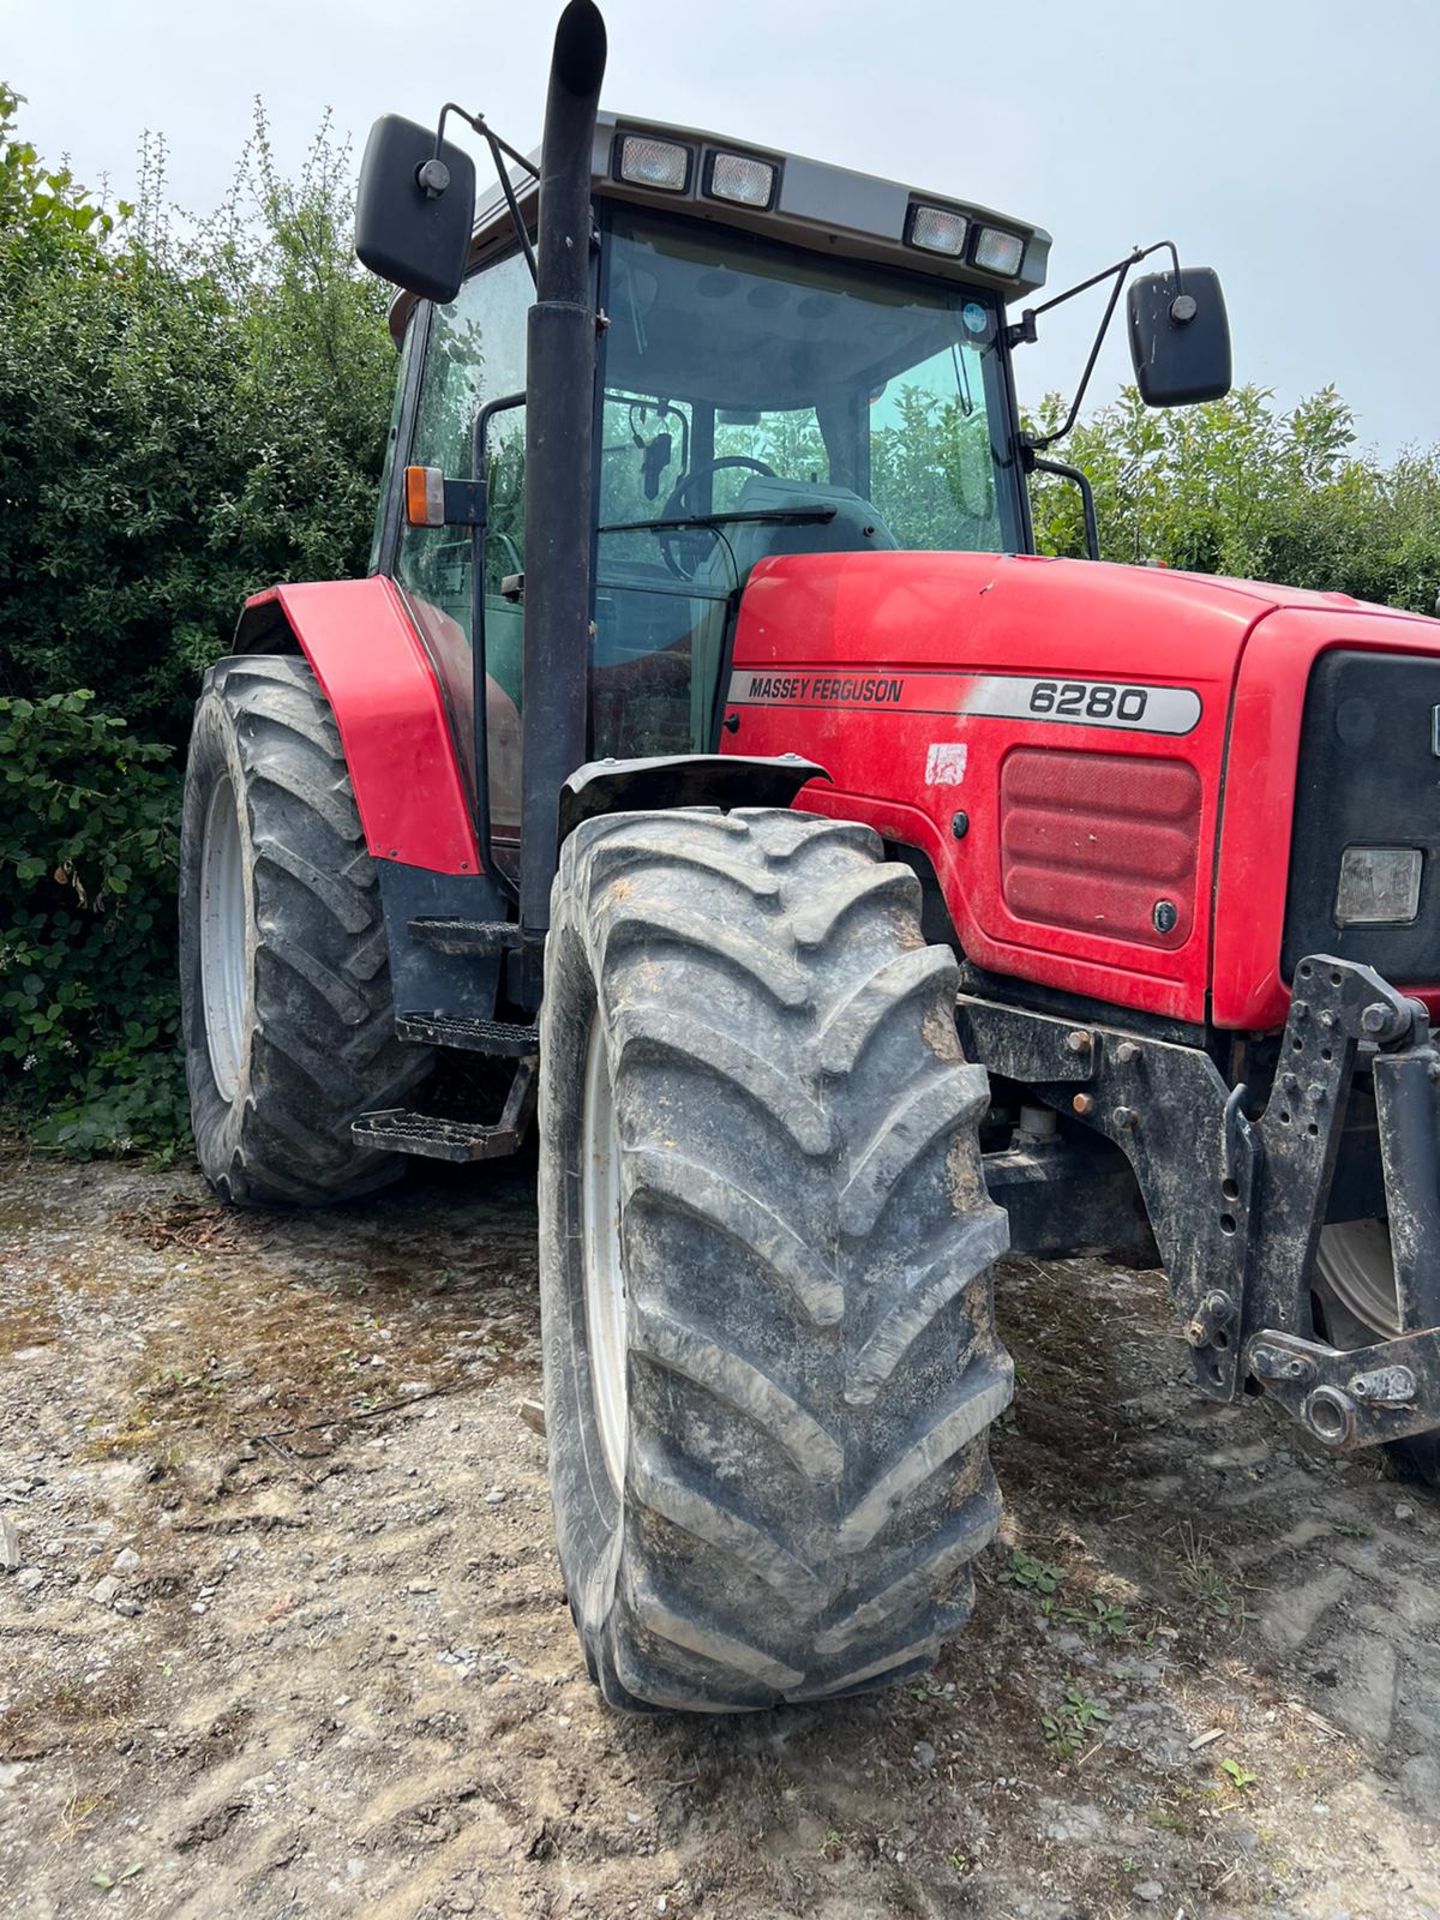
[657,456,778,579]
[660,454,777,522]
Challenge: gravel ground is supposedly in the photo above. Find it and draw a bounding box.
[1,1149,1439,1919]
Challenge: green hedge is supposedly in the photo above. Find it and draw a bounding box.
[1027,383,1440,603]
[0,693,184,1152]
[0,91,394,1153]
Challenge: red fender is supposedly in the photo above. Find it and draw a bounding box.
[235,578,481,876]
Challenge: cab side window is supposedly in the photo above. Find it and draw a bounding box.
[395,249,532,652]
[368,318,417,576]
[394,250,532,854]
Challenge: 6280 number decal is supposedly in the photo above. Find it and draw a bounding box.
[962,674,1203,736]
[1030,680,1149,722]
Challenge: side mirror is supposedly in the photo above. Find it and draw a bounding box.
[355,114,476,306]
[1127,267,1231,407]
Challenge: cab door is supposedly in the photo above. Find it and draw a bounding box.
[388,247,532,875]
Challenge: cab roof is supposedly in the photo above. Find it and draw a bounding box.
[387,109,1050,343]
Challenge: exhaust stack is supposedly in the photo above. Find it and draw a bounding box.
[519,0,608,946]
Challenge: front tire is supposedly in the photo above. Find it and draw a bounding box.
[538,807,1012,1711]
[1314,1221,1440,1487]
[179,654,431,1206]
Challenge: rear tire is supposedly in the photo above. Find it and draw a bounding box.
[179,654,431,1207]
[538,807,1012,1711]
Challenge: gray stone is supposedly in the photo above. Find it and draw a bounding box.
[1329,1636,1399,1744]
[1134,1886,1164,1905]
[0,1516,20,1572]
[910,1740,936,1771]
[113,1597,142,1618]
[1041,1803,1103,1843]
[111,1546,140,1574]
[1259,1565,1350,1653]
[89,1575,121,1606]
[1399,1753,1440,1820]
[16,1567,42,1593]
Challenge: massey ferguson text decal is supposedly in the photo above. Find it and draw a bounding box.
[727,669,1202,736]
[737,673,907,705]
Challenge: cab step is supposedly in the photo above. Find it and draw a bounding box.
[396,1011,540,1056]
[354,1057,538,1163]
[352,1108,524,1163]
[407,917,525,957]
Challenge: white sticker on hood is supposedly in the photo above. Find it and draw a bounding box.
[925,743,969,786]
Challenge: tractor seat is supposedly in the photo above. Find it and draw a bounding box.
[709,475,899,578]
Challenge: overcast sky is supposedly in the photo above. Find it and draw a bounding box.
[5,0,1437,458]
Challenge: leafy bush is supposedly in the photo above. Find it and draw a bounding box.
[1028,382,1440,612]
[0,92,395,746]
[0,693,185,1153]
[0,89,395,1154]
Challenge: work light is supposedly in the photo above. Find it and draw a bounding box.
[973,225,1025,276]
[908,203,969,257]
[707,151,777,209]
[616,135,691,192]
[1334,846,1424,927]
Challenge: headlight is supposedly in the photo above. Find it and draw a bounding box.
[1334,845,1423,927]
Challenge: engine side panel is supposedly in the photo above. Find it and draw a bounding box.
[999,748,1204,949]
[236,578,480,877]
[724,550,1258,1023]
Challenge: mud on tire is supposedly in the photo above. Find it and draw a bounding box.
[179,654,431,1207]
[539,807,1012,1711]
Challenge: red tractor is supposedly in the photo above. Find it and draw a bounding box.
[179,0,1440,1712]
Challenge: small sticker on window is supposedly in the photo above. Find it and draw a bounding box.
[925,743,968,786]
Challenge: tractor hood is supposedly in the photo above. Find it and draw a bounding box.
[728,549,1406,698]
[723,549,1440,1028]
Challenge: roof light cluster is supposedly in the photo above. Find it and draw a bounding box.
[615,134,777,211]
[612,132,1029,281]
[907,201,1025,278]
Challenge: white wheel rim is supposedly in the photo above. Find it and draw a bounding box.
[1316,1219,1402,1339]
[199,773,249,1105]
[581,1014,628,1492]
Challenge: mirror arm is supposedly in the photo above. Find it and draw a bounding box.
[1023,450,1100,562]
[1008,239,1183,453]
[434,106,539,182]
[433,103,539,287]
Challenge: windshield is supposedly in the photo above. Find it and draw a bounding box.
[597,207,1022,553]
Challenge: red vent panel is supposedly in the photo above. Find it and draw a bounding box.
[999,749,1202,947]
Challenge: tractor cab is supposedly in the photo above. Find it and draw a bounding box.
[368,112,1052,876]
[363,101,1225,894]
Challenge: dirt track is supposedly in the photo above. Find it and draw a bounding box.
[2,1150,1439,1919]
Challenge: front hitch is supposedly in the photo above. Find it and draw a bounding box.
[959,954,1440,1454]
[1239,957,1440,1451]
